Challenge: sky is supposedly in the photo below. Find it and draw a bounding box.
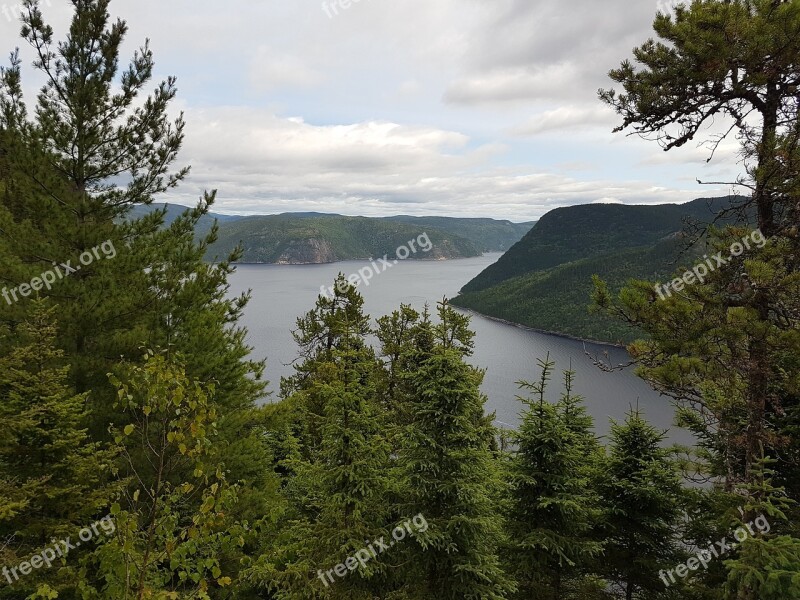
[0,0,745,222]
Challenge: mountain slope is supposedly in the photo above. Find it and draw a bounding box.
[385,216,534,252]
[125,203,245,236]
[126,206,532,264]
[461,197,739,294]
[206,214,483,264]
[453,196,751,344]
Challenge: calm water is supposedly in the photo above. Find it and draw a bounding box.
[228,254,689,441]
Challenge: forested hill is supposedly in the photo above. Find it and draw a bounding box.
[128,205,533,264]
[205,213,533,264]
[452,196,751,344]
[385,215,534,252]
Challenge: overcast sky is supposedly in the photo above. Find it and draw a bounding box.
[1,0,744,221]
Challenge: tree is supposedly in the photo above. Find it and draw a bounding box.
[0,0,272,525]
[723,459,800,600]
[249,282,392,599]
[504,356,604,599]
[399,301,513,599]
[600,0,800,237]
[597,410,684,600]
[598,0,800,495]
[80,350,244,599]
[376,303,422,429]
[598,3,800,596]
[0,301,117,599]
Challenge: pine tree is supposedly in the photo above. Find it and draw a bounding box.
[600,0,800,239]
[399,301,513,599]
[596,409,683,600]
[598,3,800,597]
[0,0,272,525]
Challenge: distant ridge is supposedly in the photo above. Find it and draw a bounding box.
[126,204,534,264]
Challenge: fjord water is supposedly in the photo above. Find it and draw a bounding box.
[228,253,689,441]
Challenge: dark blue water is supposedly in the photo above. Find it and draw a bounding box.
[228,254,689,442]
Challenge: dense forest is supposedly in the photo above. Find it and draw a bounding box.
[1,1,800,599]
[126,207,534,264]
[452,197,753,344]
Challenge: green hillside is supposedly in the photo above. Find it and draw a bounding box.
[206,213,483,263]
[126,206,531,264]
[462,197,738,293]
[386,215,534,252]
[453,197,750,344]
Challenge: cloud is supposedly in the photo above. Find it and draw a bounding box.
[0,0,746,222]
[443,0,659,105]
[249,47,323,90]
[512,105,617,136]
[444,64,584,106]
[167,106,723,221]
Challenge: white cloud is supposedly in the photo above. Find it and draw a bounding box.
[0,0,748,221]
[168,107,723,221]
[249,47,323,90]
[444,64,583,105]
[512,105,617,136]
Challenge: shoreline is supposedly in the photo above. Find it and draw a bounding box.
[229,253,499,266]
[452,306,628,349]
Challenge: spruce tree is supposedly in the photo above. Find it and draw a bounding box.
[376,304,422,429]
[250,281,392,599]
[721,458,800,600]
[596,410,683,600]
[0,301,117,599]
[399,301,513,599]
[505,356,603,599]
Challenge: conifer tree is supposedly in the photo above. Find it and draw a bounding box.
[376,304,422,428]
[720,458,800,600]
[251,282,392,599]
[504,356,603,599]
[596,410,683,600]
[0,301,117,599]
[399,301,513,599]
[598,3,800,596]
[282,275,374,452]
[0,0,272,522]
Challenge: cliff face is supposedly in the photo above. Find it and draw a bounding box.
[274,238,337,264]
[424,239,469,261]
